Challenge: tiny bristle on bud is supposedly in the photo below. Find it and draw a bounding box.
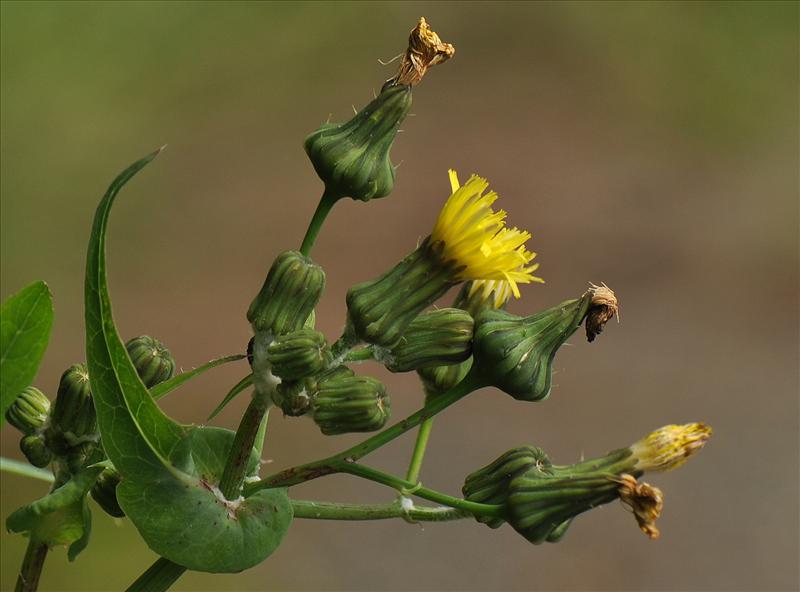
[616,474,664,540]
[631,423,712,472]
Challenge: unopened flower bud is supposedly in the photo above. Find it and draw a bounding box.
[462,446,548,528]
[380,308,473,372]
[472,291,594,401]
[417,359,472,398]
[5,386,50,435]
[271,378,316,417]
[125,335,176,388]
[268,329,331,381]
[492,423,710,544]
[248,251,326,336]
[50,364,96,443]
[304,84,412,202]
[312,368,390,435]
[19,434,52,468]
[91,467,125,518]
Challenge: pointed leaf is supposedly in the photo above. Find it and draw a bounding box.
[207,373,253,420]
[83,151,292,572]
[1,281,54,426]
[151,355,246,401]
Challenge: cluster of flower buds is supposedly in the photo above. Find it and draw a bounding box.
[5,335,175,514]
[463,423,711,543]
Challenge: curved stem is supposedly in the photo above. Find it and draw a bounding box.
[15,540,48,592]
[248,372,482,493]
[300,189,340,256]
[126,558,186,592]
[292,499,469,522]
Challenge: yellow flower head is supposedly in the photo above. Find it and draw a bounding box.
[430,170,543,300]
[630,423,712,472]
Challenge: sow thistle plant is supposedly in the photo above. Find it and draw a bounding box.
[0,17,712,592]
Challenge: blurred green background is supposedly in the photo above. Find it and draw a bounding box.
[1,1,797,590]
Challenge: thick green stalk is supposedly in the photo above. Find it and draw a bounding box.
[247,372,482,493]
[292,499,469,521]
[218,389,270,500]
[300,189,340,256]
[126,558,186,592]
[15,540,48,592]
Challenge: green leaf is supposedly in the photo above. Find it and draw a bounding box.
[6,463,103,555]
[207,373,253,420]
[150,354,246,401]
[84,151,292,572]
[0,281,54,426]
[118,426,292,573]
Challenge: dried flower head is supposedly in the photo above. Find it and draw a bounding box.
[616,474,664,540]
[391,17,455,86]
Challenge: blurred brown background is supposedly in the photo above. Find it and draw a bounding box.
[1,1,798,590]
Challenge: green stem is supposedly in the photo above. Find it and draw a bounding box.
[15,540,48,592]
[0,457,54,483]
[247,371,483,493]
[291,499,469,522]
[126,558,186,592]
[300,189,340,256]
[218,389,270,500]
[404,417,434,484]
[336,461,503,517]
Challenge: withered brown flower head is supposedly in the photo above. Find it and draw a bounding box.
[391,17,455,87]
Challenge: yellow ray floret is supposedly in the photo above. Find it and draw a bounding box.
[430,170,543,300]
[630,423,712,472]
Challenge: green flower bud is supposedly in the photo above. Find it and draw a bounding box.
[267,329,331,381]
[312,368,390,435]
[91,467,125,518]
[125,335,176,388]
[248,251,326,336]
[5,386,50,435]
[271,378,315,417]
[19,434,52,468]
[472,291,594,401]
[346,238,460,348]
[380,308,473,372]
[481,424,711,544]
[417,358,472,398]
[304,83,412,202]
[462,446,548,528]
[50,364,96,444]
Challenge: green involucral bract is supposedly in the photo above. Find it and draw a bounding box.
[0,281,54,427]
[83,151,292,573]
